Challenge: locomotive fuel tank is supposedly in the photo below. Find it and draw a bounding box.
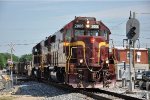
[50,71,57,81]
[49,66,58,81]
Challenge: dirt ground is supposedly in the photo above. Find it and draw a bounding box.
[0,85,44,100]
[0,95,45,100]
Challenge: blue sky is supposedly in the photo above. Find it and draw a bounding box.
[0,0,150,56]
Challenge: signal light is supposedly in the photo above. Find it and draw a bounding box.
[126,27,136,40]
[90,38,95,43]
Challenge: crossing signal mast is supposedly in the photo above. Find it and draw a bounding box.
[126,11,140,92]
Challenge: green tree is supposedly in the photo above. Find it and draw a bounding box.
[0,53,19,68]
[0,53,6,69]
[19,54,32,62]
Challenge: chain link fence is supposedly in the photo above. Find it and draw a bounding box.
[0,70,13,94]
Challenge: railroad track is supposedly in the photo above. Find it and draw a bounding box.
[11,76,145,100]
[80,88,144,100]
[16,77,30,82]
[39,79,143,100]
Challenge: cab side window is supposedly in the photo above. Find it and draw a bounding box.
[100,30,108,40]
[65,29,72,42]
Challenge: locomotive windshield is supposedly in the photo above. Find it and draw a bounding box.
[86,30,99,36]
[74,29,84,36]
[74,29,99,36]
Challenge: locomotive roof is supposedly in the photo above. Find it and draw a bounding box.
[75,16,96,21]
[32,16,111,49]
[61,16,111,34]
[99,21,111,34]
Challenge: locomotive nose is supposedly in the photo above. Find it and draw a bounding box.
[77,36,108,67]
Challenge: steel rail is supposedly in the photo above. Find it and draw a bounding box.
[40,80,119,100]
[82,88,144,100]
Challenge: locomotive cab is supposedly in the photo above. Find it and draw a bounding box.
[63,17,114,88]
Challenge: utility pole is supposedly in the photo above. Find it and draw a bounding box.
[8,42,15,88]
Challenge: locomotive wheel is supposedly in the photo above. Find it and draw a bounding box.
[31,68,36,78]
[139,81,143,90]
[56,68,65,82]
[37,69,41,81]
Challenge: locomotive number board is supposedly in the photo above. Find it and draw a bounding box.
[74,24,84,28]
[74,24,99,29]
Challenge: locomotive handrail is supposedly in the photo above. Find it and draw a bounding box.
[66,41,110,73]
[98,42,109,65]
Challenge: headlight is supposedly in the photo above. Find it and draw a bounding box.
[79,59,83,63]
[87,20,89,24]
[106,60,109,64]
[86,24,90,28]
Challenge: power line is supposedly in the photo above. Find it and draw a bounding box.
[15,43,37,45]
[110,34,125,37]
[136,13,150,15]
[141,22,150,24]
[111,33,150,40]
[0,42,37,47]
[140,29,150,31]
[109,20,127,30]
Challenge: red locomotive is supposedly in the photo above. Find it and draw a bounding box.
[32,17,116,88]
